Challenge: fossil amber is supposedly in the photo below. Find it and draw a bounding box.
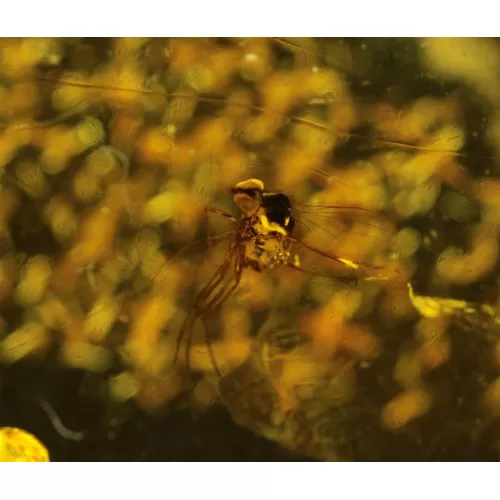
[0,427,49,462]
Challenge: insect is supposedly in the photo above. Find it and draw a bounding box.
[173,177,397,377]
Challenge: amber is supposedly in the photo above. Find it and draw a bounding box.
[1,37,500,462]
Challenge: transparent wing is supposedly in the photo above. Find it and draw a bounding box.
[294,203,394,241]
[287,200,399,284]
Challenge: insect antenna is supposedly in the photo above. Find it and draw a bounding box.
[5,72,486,162]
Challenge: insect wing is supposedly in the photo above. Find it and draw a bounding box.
[289,200,398,283]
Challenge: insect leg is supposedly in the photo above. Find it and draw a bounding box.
[177,207,236,285]
[201,268,244,377]
[173,250,230,366]
[175,243,238,373]
[168,230,235,262]
[204,207,237,247]
[190,247,242,375]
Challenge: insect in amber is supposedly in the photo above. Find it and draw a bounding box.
[174,178,397,376]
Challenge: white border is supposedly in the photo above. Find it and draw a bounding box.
[0,0,496,37]
[0,462,495,498]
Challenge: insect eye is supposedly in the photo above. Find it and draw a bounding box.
[247,188,261,199]
[233,190,261,215]
[231,187,261,199]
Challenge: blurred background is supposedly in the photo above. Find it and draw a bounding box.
[1,37,500,461]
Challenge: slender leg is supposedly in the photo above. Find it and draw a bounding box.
[204,207,236,247]
[177,244,242,377]
[153,207,236,284]
[200,258,243,378]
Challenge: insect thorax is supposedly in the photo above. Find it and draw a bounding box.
[240,213,294,272]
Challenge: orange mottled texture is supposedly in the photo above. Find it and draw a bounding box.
[381,389,431,430]
[2,38,500,460]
